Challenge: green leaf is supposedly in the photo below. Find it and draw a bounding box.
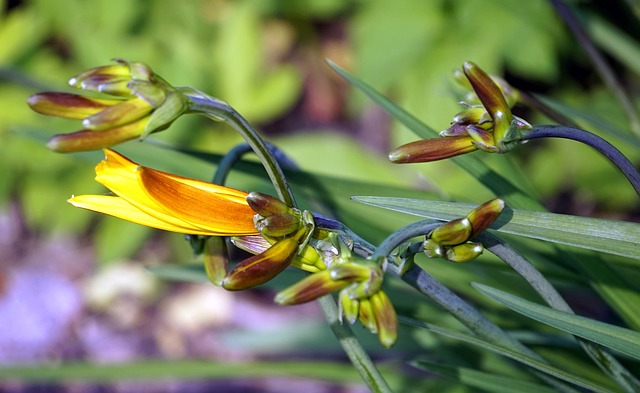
[473,283,640,361]
[399,317,617,393]
[352,196,640,260]
[534,94,638,147]
[0,360,362,383]
[326,60,541,211]
[413,360,559,393]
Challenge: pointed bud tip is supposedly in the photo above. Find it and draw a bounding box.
[388,149,409,163]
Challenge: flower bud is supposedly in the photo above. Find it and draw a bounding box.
[467,198,505,236]
[246,192,290,216]
[339,290,359,325]
[29,59,187,152]
[423,238,444,258]
[445,242,484,263]
[223,236,299,291]
[274,270,350,305]
[254,213,300,237]
[389,136,477,163]
[370,291,398,348]
[357,298,378,334]
[429,218,472,245]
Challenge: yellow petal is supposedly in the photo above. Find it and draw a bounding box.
[139,166,257,235]
[93,149,258,236]
[67,195,223,236]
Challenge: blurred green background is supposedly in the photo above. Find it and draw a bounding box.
[1,0,639,391]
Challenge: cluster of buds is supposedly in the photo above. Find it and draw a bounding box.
[219,192,319,290]
[28,59,187,152]
[274,236,397,348]
[423,198,505,263]
[389,62,532,163]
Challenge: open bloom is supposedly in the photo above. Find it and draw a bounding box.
[389,61,531,164]
[69,149,258,236]
[69,149,315,290]
[28,59,187,152]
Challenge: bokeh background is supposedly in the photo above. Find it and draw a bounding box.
[1,0,639,392]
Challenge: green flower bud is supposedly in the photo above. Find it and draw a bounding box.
[357,298,378,334]
[463,61,513,144]
[429,218,472,245]
[274,269,350,305]
[339,290,359,325]
[467,198,505,236]
[423,238,444,258]
[445,242,484,263]
[370,291,398,348]
[254,213,300,237]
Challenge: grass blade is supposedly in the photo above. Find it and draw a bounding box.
[473,283,640,361]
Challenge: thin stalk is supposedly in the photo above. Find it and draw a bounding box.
[187,101,391,393]
[524,125,640,196]
[374,222,535,351]
[183,90,296,208]
[479,233,640,393]
[549,0,640,138]
[317,296,393,393]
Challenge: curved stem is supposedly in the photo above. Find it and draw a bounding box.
[183,90,296,207]
[374,220,581,390]
[524,125,640,196]
[201,132,389,391]
[479,233,640,393]
[372,221,439,261]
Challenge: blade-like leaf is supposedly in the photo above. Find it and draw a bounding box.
[473,283,640,361]
[413,360,559,393]
[352,196,640,260]
[399,317,617,393]
[0,360,362,383]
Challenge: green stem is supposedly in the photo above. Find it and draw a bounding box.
[479,233,640,393]
[317,296,393,393]
[183,90,296,207]
[375,220,578,391]
[549,0,640,138]
[184,99,390,391]
[524,125,640,196]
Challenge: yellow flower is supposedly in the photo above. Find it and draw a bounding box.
[68,149,258,236]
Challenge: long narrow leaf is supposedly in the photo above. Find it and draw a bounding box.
[399,317,617,393]
[352,196,640,260]
[473,283,640,361]
[0,360,363,383]
[413,361,559,393]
